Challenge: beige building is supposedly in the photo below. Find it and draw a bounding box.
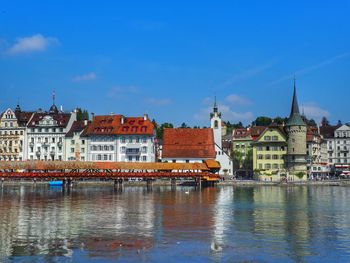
[0,105,33,161]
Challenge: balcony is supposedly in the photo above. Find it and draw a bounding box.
[50,151,55,156]
[341,147,349,152]
[58,141,63,147]
[36,151,41,156]
[29,142,34,147]
[126,148,141,156]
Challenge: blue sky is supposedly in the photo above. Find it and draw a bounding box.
[0,1,349,126]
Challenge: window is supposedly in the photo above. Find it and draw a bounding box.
[142,146,147,153]
[265,163,271,169]
[142,137,147,143]
[264,136,271,141]
[257,146,263,151]
[142,156,147,162]
[71,148,74,153]
[214,120,219,129]
[71,140,75,145]
[272,155,278,159]
[121,147,126,153]
[136,137,140,143]
[128,156,132,161]
[136,156,140,162]
[121,137,126,143]
[266,146,270,151]
[265,154,271,159]
[97,154,102,161]
[110,145,114,151]
[104,145,109,151]
[81,148,85,153]
[258,154,263,159]
[104,154,108,160]
[273,164,279,169]
[82,140,85,145]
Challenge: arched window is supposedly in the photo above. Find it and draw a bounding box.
[214,120,218,129]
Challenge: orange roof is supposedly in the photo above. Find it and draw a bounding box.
[162,128,216,159]
[83,115,154,136]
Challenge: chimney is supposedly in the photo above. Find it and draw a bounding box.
[91,112,95,120]
[121,116,124,124]
[143,113,148,121]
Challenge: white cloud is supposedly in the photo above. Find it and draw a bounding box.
[72,72,97,82]
[145,98,171,106]
[194,104,253,124]
[302,102,330,123]
[225,94,252,105]
[7,34,58,55]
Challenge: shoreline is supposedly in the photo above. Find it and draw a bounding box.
[1,179,350,187]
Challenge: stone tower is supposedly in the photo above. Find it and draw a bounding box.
[210,97,222,148]
[285,79,307,180]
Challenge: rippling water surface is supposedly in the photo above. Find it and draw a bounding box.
[1,184,350,262]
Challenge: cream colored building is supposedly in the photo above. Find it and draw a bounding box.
[0,105,33,161]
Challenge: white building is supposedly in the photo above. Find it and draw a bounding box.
[210,99,233,176]
[65,120,89,161]
[0,105,33,161]
[84,114,155,162]
[26,102,76,161]
[324,125,350,169]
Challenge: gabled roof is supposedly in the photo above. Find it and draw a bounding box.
[254,125,287,143]
[27,112,72,128]
[15,111,34,126]
[335,124,350,131]
[320,125,339,139]
[83,115,154,136]
[65,120,89,137]
[162,128,216,159]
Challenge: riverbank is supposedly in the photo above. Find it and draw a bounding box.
[2,179,350,187]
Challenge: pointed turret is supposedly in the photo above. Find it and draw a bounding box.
[286,79,305,126]
[290,79,300,116]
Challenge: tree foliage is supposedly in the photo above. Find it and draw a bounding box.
[76,108,89,121]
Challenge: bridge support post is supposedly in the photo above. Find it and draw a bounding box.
[147,179,153,190]
[197,177,202,189]
[171,178,176,188]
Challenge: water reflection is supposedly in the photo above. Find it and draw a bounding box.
[1,184,350,261]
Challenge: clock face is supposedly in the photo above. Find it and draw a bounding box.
[7,110,11,115]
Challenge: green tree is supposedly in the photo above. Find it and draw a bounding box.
[180,122,189,128]
[156,123,174,139]
[76,108,89,121]
[252,116,272,126]
[231,150,244,170]
[242,149,253,171]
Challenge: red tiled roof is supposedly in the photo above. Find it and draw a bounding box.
[162,128,216,159]
[83,115,154,136]
[233,126,267,141]
[15,111,34,126]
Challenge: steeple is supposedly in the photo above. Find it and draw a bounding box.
[49,90,59,114]
[290,77,300,117]
[213,96,218,113]
[15,98,21,113]
[286,78,305,126]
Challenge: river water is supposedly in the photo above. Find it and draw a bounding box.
[1,184,350,262]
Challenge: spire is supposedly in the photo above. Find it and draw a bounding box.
[15,98,21,113]
[290,77,300,116]
[213,96,218,113]
[52,90,56,106]
[286,77,305,126]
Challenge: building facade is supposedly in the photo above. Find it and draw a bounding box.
[0,105,33,161]
[65,120,89,161]
[84,114,155,162]
[26,102,76,161]
[252,126,287,181]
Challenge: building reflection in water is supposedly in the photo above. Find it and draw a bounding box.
[0,185,157,259]
[2,184,350,261]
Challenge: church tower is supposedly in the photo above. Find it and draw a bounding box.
[210,97,222,148]
[285,79,307,180]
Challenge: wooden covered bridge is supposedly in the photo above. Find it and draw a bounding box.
[0,160,221,185]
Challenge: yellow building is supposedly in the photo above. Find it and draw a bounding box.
[252,126,287,181]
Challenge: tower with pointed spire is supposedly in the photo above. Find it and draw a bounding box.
[285,79,307,180]
[210,96,222,148]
